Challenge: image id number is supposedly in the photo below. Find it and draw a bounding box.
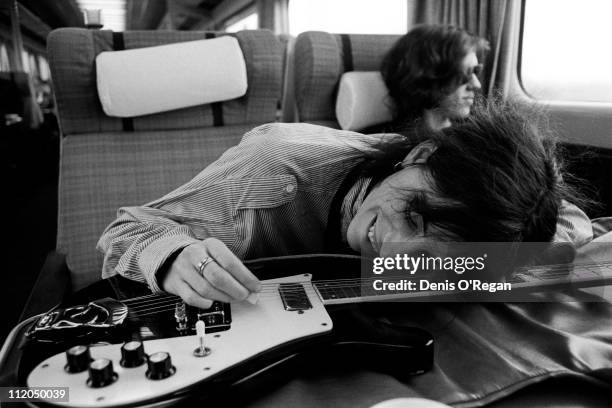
[0,387,69,402]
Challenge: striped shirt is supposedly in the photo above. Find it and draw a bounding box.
[97,123,593,292]
[97,123,380,292]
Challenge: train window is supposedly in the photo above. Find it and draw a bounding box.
[521,0,612,102]
[28,53,39,78]
[38,56,51,81]
[21,50,31,73]
[0,43,9,71]
[225,12,258,32]
[288,0,407,35]
[76,0,126,31]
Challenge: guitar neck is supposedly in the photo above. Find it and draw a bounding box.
[313,261,612,305]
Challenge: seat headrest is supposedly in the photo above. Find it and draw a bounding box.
[96,36,248,118]
[335,71,395,131]
[293,31,400,125]
[47,28,283,135]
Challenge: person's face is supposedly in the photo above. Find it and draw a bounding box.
[346,142,438,257]
[438,50,482,119]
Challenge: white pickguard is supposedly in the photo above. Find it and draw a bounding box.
[27,274,332,408]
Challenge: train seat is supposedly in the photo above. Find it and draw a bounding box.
[40,28,283,295]
[292,31,399,128]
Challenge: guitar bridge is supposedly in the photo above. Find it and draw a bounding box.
[184,302,232,333]
[279,283,312,311]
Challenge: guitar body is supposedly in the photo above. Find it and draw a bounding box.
[20,255,433,407]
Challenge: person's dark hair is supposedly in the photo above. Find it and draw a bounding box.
[381,24,490,124]
[361,97,586,247]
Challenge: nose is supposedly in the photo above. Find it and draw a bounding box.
[469,74,482,91]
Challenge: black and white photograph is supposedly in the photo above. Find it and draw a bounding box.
[1,0,612,407]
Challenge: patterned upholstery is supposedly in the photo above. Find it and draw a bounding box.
[293,31,400,127]
[48,28,284,290]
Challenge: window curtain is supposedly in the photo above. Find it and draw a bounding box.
[406,0,521,97]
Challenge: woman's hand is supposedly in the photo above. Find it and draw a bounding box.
[161,238,262,309]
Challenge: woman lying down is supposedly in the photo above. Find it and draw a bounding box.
[97,99,592,309]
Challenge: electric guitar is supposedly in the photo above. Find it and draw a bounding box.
[15,254,612,407]
[15,255,434,408]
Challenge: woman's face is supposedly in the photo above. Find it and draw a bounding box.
[438,51,482,120]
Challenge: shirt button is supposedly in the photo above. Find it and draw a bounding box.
[285,184,295,193]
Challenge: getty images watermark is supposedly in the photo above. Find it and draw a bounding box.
[359,242,612,302]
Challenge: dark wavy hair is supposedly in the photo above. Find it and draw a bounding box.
[381,24,490,124]
[360,97,585,248]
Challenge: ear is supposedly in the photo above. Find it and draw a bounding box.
[402,140,438,165]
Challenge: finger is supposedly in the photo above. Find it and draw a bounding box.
[163,245,231,304]
[183,242,248,302]
[204,238,262,292]
[175,280,214,309]
[183,266,234,303]
[201,261,250,301]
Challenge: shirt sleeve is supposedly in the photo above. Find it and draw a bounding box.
[97,206,201,293]
[96,123,372,292]
[95,124,279,292]
[553,199,593,246]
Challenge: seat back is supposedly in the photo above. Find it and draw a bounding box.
[47,28,284,290]
[293,31,400,128]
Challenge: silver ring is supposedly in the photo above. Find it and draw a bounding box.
[196,257,214,276]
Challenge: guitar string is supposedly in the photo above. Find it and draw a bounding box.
[124,277,386,307]
[128,299,183,313]
[125,287,333,311]
[126,284,325,310]
[125,277,414,309]
[127,289,330,313]
[127,266,612,318]
[126,261,612,305]
[126,295,180,308]
[128,288,325,317]
[120,261,612,312]
[123,259,612,300]
[125,265,612,309]
[125,276,607,312]
[122,259,612,304]
[124,274,612,317]
[123,277,391,307]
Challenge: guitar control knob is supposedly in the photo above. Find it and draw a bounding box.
[87,358,117,388]
[146,351,176,380]
[120,340,146,367]
[64,345,91,373]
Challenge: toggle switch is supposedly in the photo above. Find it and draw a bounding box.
[193,320,211,357]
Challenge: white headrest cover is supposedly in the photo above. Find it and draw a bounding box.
[96,36,248,118]
[335,71,395,131]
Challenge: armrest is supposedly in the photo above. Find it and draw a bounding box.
[19,251,72,321]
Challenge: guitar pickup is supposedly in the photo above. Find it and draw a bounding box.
[279,283,312,311]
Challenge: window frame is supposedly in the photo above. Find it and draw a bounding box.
[222,5,258,32]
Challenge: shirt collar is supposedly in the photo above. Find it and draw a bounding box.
[339,176,374,243]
